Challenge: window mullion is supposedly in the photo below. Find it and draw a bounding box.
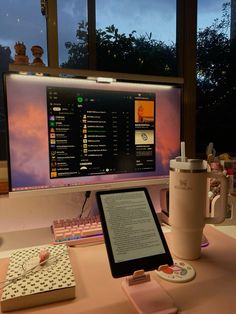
[177,0,197,158]
[88,0,96,69]
[43,0,59,67]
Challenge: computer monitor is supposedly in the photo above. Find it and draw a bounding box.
[4,72,181,197]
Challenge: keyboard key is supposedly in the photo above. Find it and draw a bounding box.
[51,215,104,246]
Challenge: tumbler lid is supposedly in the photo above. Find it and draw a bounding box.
[170,158,208,171]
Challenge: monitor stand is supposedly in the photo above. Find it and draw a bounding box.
[121,269,178,314]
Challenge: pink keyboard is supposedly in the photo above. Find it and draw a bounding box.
[51,215,104,246]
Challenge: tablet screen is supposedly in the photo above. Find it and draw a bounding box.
[96,188,173,277]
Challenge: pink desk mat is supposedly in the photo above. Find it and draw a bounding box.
[162,225,236,313]
[0,225,236,314]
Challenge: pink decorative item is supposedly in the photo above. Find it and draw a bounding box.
[39,250,50,265]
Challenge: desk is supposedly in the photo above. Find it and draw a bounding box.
[0,225,236,314]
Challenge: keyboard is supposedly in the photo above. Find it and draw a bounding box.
[51,215,104,246]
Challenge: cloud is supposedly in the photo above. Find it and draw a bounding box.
[96,0,176,42]
[9,101,49,187]
[7,78,49,187]
[156,88,180,170]
[197,0,228,32]
[198,0,227,13]
[59,1,86,19]
[1,1,45,41]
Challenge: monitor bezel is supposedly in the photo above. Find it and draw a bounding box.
[4,69,182,198]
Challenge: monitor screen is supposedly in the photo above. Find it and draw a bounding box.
[4,72,181,196]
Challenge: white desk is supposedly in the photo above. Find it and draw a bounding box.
[1,225,236,313]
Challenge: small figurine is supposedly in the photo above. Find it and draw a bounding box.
[39,249,50,265]
[31,45,45,66]
[13,41,29,65]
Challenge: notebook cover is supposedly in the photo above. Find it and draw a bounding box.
[1,244,76,312]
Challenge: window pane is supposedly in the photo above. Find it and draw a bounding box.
[58,0,177,75]
[96,0,177,75]
[197,0,236,156]
[57,0,88,68]
[0,0,47,160]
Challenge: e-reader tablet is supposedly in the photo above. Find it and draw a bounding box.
[96,187,173,278]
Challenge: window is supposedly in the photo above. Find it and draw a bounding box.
[196,0,236,156]
[95,0,177,75]
[57,0,177,76]
[57,0,88,68]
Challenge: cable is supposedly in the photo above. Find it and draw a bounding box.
[79,191,91,218]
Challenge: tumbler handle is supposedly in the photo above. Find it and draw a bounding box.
[205,172,228,224]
